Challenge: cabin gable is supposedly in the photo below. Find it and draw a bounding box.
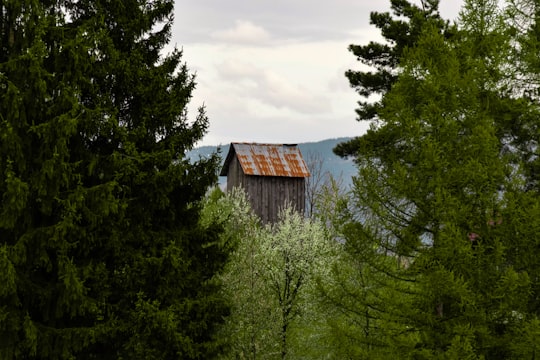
[220,143,310,223]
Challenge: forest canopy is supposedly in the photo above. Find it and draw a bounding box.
[2,0,540,358]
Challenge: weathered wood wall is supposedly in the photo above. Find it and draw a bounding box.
[226,156,245,192]
[226,156,306,223]
[245,175,305,224]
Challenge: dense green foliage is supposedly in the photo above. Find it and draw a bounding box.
[331,0,540,357]
[202,189,339,360]
[0,0,227,358]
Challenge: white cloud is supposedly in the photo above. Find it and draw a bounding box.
[217,59,260,79]
[175,0,466,146]
[216,58,331,114]
[181,38,364,146]
[211,20,272,44]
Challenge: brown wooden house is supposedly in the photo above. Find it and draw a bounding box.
[220,143,310,223]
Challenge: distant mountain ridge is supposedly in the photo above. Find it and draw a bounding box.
[187,137,356,188]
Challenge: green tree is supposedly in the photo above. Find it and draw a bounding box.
[335,0,451,158]
[201,188,277,359]
[0,1,227,358]
[504,0,540,192]
[317,183,418,359]
[260,208,336,360]
[505,0,540,343]
[207,189,338,360]
[333,0,540,357]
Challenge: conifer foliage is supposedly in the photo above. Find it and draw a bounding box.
[1,1,226,358]
[336,0,451,158]
[333,0,540,357]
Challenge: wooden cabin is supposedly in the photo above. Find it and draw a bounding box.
[220,143,310,223]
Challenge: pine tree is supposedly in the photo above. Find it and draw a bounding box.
[333,0,540,357]
[0,1,228,358]
[335,0,451,158]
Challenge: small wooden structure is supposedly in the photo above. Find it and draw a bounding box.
[220,142,310,223]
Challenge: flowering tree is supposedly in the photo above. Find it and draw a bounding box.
[201,188,274,359]
[203,189,337,359]
[259,207,336,359]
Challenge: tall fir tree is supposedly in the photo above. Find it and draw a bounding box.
[331,0,540,357]
[0,1,228,358]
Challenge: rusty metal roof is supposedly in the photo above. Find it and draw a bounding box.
[220,143,310,177]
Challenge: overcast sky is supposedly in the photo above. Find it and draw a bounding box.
[168,0,464,146]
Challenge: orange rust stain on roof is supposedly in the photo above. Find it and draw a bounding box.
[220,143,310,177]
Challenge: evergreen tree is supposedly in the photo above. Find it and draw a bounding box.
[504,0,540,191]
[335,0,451,158]
[0,1,227,358]
[333,0,540,357]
